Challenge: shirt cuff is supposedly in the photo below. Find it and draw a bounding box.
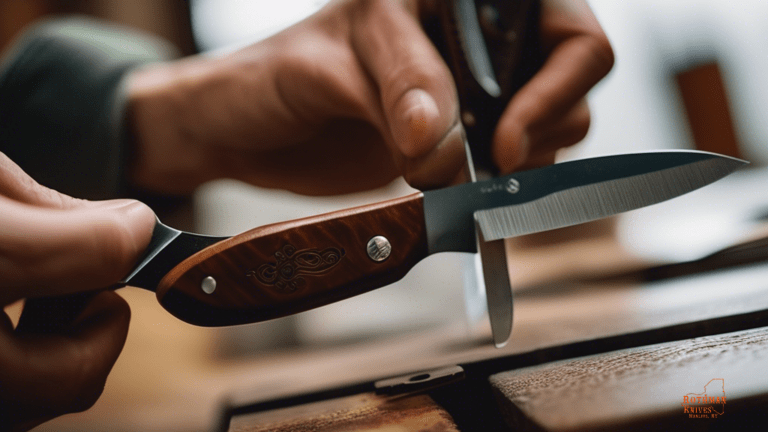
[0,16,179,200]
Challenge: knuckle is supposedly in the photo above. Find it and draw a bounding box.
[64,297,128,412]
[516,87,554,129]
[575,107,591,136]
[586,34,615,75]
[567,102,592,144]
[569,121,590,145]
[66,361,107,413]
[40,347,108,415]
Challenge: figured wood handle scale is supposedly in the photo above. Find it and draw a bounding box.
[156,193,427,326]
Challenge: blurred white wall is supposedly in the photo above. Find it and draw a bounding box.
[191,0,330,51]
[574,0,768,164]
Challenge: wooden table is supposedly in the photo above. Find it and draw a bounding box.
[220,257,768,431]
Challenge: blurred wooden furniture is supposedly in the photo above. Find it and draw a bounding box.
[0,0,195,55]
[491,327,768,431]
[229,393,459,432]
[676,61,742,159]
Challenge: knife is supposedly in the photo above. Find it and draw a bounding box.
[429,0,542,346]
[113,150,744,327]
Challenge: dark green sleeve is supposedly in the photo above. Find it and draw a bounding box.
[0,16,178,200]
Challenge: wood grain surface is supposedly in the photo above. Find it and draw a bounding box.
[490,326,768,431]
[155,193,427,326]
[219,263,768,413]
[228,393,459,432]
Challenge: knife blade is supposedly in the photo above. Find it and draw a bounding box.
[118,150,744,327]
[430,0,541,347]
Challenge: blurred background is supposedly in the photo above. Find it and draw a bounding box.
[3,0,768,430]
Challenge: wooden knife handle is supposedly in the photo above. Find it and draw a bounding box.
[155,193,428,326]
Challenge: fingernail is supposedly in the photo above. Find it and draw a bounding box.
[396,89,440,156]
[403,122,467,190]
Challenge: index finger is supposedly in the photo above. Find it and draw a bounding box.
[348,0,467,189]
[492,0,614,171]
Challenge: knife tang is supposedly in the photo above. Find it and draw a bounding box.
[154,193,428,326]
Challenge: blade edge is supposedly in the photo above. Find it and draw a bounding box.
[477,156,744,241]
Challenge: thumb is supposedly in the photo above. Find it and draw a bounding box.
[0,154,155,305]
[0,197,155,304]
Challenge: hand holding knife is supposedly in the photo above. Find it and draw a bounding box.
[2,4,744,430]
[22,2,746,349]
[112,1,744,348]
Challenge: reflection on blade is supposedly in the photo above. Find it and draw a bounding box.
[475,217,513,348]
[121,218,181,284]
[476,154,746,241]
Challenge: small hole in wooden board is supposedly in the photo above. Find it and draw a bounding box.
[409,373,431,382]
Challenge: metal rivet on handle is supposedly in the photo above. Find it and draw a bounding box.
[367,236,392,262]
[201,276,217,294]
[506,178,520,194]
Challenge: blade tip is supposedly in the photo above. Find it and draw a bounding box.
[492,329,511,348]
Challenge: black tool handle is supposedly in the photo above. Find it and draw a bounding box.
[426,0,543,174]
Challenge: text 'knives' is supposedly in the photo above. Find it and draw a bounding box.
[118,151,745,327]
